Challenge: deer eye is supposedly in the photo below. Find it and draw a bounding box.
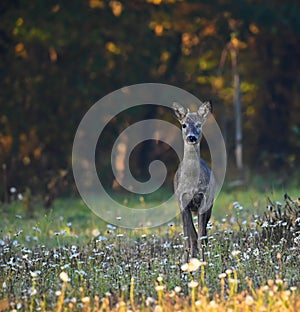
[182,123,187,128]
[195,123,201,128]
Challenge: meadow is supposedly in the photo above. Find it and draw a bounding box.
[1,186,300,311]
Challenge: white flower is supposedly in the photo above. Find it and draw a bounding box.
[155,285,165,291]
[29,287,37,296]
[209,300,218,308]
[245,295,254,305]
[92,229,100,237]
[154,305,163,312]
[225,269,233,275]
[174,286,181,293]
[81,297,90,303]
[231,250,241,257]
[188,281,199,288]
[30,270,41,278]
[195,300,202,306]
[218,273,226,279]
[253,248,260,256]
[188,258,201,272]
[181,258,202,272]
[181,263,189,272]
[59,272,69,282]
[145,297,155,306]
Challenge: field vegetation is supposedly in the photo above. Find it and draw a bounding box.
[1,187,300,311]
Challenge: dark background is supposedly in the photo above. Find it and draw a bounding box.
[1,0,300,204]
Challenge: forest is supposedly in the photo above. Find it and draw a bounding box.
[1,0,300,202]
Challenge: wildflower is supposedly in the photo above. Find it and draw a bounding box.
[181,258,202,272]
[229,278,240,285]
[145,297,155,306]
[70,253,80,259]
[106,224,116,231]
[157,276,163,283]
[174,286,181,293]
[181,263,189,272]
[30,270,41,278]
[253,248,259,256]
[116,301,126,308]
[225,269,233,275]
[55,291,62,296]
[195,300,202,306]
[267,280,274,287]
[189,258,201,271]
[29,287,37,296]
[277,252,282,260]
[155,285,165,291]
[188,281,199,288]
[209,300,218,308]
[261,285,269,291]
[154,305,163,312]
[218,273,226,279]
[231,250,241,257]
[245,295,254,305]
[59,272,69,282]
[168,291,175,298]
[282,290,291,301]
[81,297,90,304]
[92,229,100,237]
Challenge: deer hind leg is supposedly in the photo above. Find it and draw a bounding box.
[198,205,212,260]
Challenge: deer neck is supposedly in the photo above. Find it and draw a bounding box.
[181,142,200,178]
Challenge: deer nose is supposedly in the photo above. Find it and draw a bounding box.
[187,135,197,143]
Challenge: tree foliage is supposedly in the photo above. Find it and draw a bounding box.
[1,0,300,200]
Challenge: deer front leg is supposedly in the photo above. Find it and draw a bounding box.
[181,209,198,261]
[198,205,212,260]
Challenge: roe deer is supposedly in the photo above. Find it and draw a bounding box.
[173,101,216,261]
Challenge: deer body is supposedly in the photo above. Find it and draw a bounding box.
[173,102,216,261]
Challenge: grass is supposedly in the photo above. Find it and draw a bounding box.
[0,186,300,311]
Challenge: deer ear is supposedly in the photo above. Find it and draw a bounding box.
[172,102,188,121]
[198,101,212,120]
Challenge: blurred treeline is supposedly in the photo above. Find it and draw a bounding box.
[1,0,300,203]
